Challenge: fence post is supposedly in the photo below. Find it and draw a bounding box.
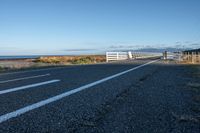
[163,51,167,60]
[192,52,194,63]
[128,51,132,59]
[178,52,182,61]
[195,52,197,63]
[199,52,200,63]
[106,52,108,62]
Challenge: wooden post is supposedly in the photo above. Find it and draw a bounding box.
[163,51,167,60]
[192,52,194,63]
[188,52,190,62]
[195,52,198,63]
[128,51,132,59]
[199,52,200,63]
[179,52,182,61]
[106,52,108,62]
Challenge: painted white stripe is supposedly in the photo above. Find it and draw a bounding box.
[0,80,60,95]
[0,67,67,76]
[0,59,158,123]
[0,74,50,84]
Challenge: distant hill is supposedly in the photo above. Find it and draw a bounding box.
[133,47,186,53]
[183,48,200,53]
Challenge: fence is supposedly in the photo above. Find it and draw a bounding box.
[182,52,200,64]
[162,52,182,60]
[106,52,129,62]
[106,52,162,62]
[106,51,200,63]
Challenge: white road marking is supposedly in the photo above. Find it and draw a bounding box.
[0,59,158,123]
[0,80,60,95]
[0,67,67,76]
[0,74,50,84]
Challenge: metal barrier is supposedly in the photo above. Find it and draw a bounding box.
[132,52,162,59]
[162,52,182,61]
[106,52,128,62]
[182,52,200,63]
[106,51,162,62]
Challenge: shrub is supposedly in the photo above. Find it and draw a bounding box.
[34,55,106,64]
[71,57,94,64]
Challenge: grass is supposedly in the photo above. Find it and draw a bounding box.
[0,66,3,72]
[34,55,106,64]
[0,55,106,73]
[0,65,9,72]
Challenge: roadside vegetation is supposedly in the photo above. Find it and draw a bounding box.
[0,66,3,72]
[0,65,10,72]
[34,55,106,64]
[0,55,106,72]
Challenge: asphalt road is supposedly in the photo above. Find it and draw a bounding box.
[0,59,199,133]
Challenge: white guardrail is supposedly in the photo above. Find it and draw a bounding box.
[106,52,129,62]
[106,51,162,62]
[163,52,182,61]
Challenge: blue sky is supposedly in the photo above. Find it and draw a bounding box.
[0,0,200,55]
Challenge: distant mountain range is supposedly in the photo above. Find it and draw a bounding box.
[184,48,200,53]
[108,46,195,53]
[132,47,188,53]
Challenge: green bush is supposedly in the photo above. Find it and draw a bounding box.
[0,66,3,71]
[71,57,94,64]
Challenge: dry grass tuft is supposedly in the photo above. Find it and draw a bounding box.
[34,55,106,64]
[0,55,106,72]
[0,66,3,72]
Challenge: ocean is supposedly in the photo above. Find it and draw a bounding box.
[0,56,40,60]
[0,54,104,60]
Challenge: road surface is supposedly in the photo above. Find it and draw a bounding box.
[0,59,199,133]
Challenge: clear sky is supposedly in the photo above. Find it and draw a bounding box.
[0,0,200,55]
